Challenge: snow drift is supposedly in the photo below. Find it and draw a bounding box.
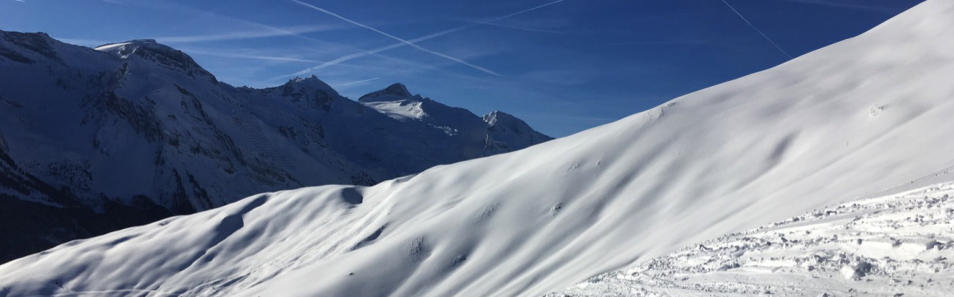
[2,1,954,296]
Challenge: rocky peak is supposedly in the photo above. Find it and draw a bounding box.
[278,75,340,110]
[483,110,552,149]
[95,39,213,79]
[358,83,414,103]
[284,75,336,93]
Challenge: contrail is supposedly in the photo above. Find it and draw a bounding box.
[290,26,472,77]
[483,0,565,22]
[335,77,381,87]
[182,48,321,63]
[719,0,792,59]
[463,20,563,34]
[290,0,565,77]
[778,0,895,13]
[292,0,501,76]
[155,24,341,44]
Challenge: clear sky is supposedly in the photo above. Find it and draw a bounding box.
[0,0,921,137]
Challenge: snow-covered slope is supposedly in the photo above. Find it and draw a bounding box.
[2,1,954,296]
[552,180,954,297]
[0,31,549,262]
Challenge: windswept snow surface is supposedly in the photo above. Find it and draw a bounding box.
[551,181,954,297]
[3,1,954,297]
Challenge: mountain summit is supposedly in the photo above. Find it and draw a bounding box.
[482,110,551,150]
[0,31,549,263]
[358,82,413,102]
[95,39,215,80]
[356,83,550,150]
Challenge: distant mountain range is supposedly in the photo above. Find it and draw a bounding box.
[0,30,550,263]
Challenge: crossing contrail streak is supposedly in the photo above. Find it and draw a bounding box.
[483,0,566,22]
[290,27,470,77]
[289,0,565,77]
[336,77,381,87]
[292,0,502,76]
[719,0,792,59]
[779,0,895,13]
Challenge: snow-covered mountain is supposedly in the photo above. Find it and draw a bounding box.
[359,82,551,152]
[2,1,954,296]
[0,32,550,263]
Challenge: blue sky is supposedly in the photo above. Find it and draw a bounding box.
[1,0,921,137]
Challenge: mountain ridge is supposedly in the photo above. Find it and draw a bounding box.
[0,30,550,263]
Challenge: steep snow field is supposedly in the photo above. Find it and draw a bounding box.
[551,180,954,297]
[2,1,954,296]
